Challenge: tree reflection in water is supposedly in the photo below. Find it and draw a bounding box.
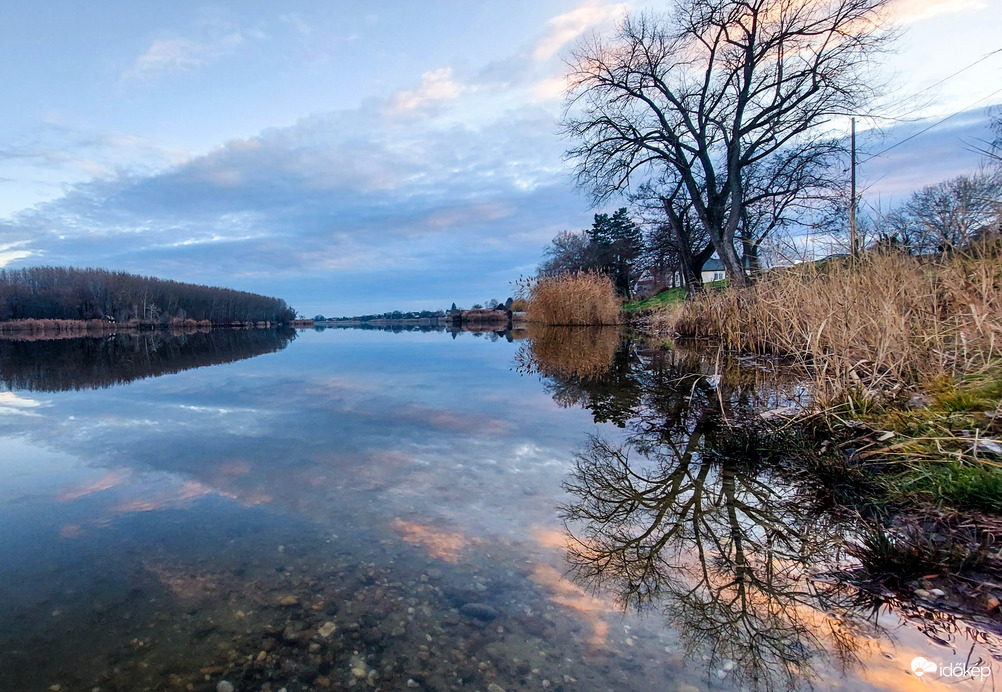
[521,331,899,689]
[0,328,296,392]
[515,325,640,426]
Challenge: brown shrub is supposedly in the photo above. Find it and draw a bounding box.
[523,271,620,326]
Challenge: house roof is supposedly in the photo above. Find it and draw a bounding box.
[703,258,725,271]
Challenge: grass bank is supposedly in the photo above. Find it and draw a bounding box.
[649,246,1002,410]
[639,245,1002,596]
[623,280,727,313]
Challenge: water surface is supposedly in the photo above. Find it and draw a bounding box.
[0,327,997,691]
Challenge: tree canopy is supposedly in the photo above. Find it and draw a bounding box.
[563,0,895,284]
[0,266,297,324]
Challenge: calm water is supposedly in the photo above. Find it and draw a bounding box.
[0,327,998,692]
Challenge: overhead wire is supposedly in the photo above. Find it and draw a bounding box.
[868,48,1002,124]
[860,85,1002,163]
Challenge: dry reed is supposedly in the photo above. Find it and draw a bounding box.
[651,244,1002,406]
[522,271,620,326]
[0,318,115,334]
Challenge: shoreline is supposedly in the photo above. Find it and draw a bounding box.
[0,318,303,337]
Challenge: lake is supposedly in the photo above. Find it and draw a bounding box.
[0,327,998,691]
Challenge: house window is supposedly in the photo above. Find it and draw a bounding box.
[713,272,724,281]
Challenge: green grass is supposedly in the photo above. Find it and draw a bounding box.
[856,368,1002,513]
[897,463,1002,513]
[624,280,727,313]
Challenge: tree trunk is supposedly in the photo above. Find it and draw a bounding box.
[717,239,748,287]
[685,244,715,298]
[740,234,762,277]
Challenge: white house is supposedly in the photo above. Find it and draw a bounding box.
[701,258,727,284]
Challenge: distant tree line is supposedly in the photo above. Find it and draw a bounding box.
[0,266,297,324]
[324,299,518,322]
[325,309,447,322]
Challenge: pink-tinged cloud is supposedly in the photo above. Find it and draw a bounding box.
[891,0,988,23]
[60,470,130,501]
[532,2,630,61]
[388,68,464,113]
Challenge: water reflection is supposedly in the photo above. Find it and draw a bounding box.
[563,434,875,690]
[519,330,1002,690]
[0,328,295,391]
[1,327,998,691]
[515,326,640,426]
[2,329,689,692]
[318,322,529,341]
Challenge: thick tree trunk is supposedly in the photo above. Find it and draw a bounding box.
[716,238,749,287]
[740,235,762,277]
[686,244,715,298]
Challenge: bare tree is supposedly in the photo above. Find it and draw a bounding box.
[539,230,595,276]
[563,0,895,286]
[632,180,715,296]
[886,171,1002,253]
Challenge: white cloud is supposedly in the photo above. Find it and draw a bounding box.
[123,31,246,82]
[891,0,988,23]
[532,2,629,62]
[0,391,43,416]
[0,242,32,267]
[388,68,465,113]
[531,75,572,103]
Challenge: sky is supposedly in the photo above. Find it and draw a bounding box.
[0,0,1000,316]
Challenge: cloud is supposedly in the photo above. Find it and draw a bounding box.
[859,107,994,200]
[0,85,587,308]
[124,34,241,81]
[0,123,191,186]
[0,241,33,267]
[532,2,629,62]
[387,67,465,113]
[891,0,988,23]
[122,18,262,82]
[531,75,573,102]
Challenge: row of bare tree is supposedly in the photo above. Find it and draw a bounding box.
[0,266,297,324]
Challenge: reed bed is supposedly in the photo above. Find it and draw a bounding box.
[522,271,620,326]
[0,317,220,339]
[0,318,117,334]
[651,244,1002,406]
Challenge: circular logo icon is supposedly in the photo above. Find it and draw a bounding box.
[911,657,938,677]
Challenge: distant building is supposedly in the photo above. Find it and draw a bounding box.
[700,258,726,284]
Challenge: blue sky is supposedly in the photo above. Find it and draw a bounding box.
[1,0,1000,315]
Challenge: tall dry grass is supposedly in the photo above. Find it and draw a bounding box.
[522,271,620,326]
[0,318,114,334]
[651,244,1002,405]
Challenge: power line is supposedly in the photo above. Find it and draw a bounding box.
[860,85,1002,163]
[907,48,1002,99]
[867,48,1002,124]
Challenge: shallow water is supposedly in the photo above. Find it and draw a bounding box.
[0,327,998,691]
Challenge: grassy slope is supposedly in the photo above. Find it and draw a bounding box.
[624,280,727,313]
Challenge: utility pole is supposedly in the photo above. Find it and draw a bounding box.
[850,117,857,258]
